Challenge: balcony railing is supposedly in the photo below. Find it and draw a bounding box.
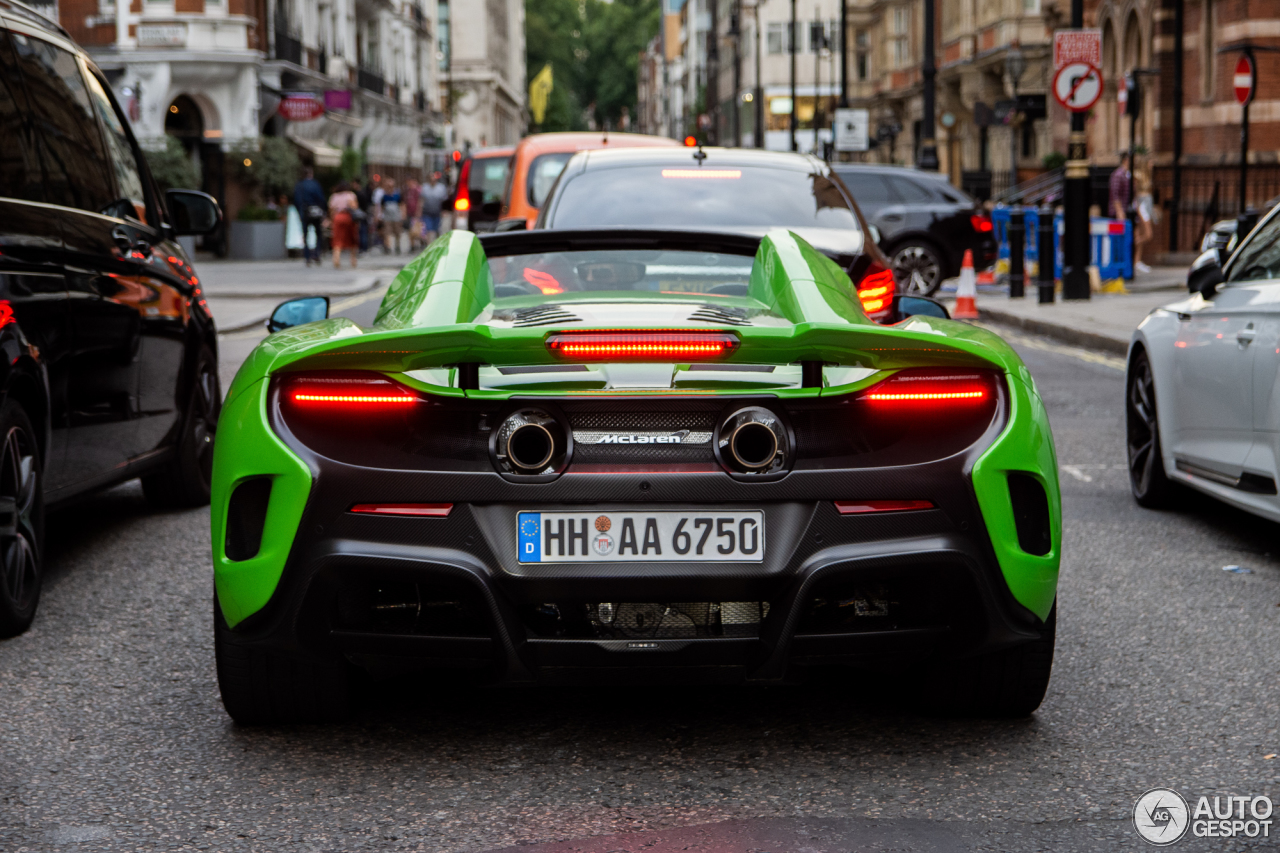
[274,30,303,65]
[357,66,386,95]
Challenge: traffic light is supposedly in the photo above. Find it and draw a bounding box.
[451,149,462,162]
[683,135,698,147]
[1124,73,1141,117]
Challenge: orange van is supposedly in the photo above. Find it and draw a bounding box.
[499,132,680,229]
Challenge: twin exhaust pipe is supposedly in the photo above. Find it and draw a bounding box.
[494,405,789,477]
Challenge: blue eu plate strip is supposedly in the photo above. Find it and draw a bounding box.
[518,512,541,562]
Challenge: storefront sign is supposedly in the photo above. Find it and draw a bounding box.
[137,23,187,47]
[278,94,325,122]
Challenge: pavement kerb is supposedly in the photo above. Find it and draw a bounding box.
[214,275,386,334]
[976,305,1131,357]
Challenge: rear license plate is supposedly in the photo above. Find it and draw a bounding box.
[517,511,764,563]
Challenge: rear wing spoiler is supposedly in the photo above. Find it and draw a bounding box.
[229,230,1025,396]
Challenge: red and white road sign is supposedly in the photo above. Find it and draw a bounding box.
[1054,29,1102,69]
[1235,55,1255,105]
[1053,62,1103,112]
[1117,74,1127,115]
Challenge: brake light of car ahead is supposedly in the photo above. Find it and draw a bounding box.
[970,213,994,233]
[857,264,895,319]
[545,329,740,361]
[454,158,473,212]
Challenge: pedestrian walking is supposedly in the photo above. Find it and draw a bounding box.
[1133,169,1154,274]
[404,178,423,252]
[1108,152,1131,222]
[420,172,448,243]
[352,178,372,253]
[381,178,404,254]
[293,168,327,266]
[328,181,359,269]
[370,178,386,252]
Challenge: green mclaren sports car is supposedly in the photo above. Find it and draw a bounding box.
[211,228,1060,724]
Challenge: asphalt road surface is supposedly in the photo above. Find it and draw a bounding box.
[2,290,1277,852]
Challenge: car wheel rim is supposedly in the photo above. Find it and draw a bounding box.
[0,425,39,611]
[1127,357,1159,494]
[191,363,220,487]
[893,246,940,294]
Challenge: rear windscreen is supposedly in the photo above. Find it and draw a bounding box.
[469,156,510,206]
[487,249,756,300]
[527,152,576,207]
[547,166,861,232]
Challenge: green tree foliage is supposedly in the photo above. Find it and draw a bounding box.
[146,135,201,191]
[339,146,364,182]
[526,0,659,133]
[581,0,660,130]
[228,136,302,202]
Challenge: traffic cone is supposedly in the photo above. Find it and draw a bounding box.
[953,249,979,319]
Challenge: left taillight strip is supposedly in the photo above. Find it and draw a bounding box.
[349,503,453,517]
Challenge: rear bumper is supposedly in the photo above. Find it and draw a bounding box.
[219,473,1047,685]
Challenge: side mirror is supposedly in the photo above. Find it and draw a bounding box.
[1187,248,1225,298]
[267,296,329,333]
[481,200,502,217]
[166,189,222,236]
[892,294,951,322]
[867,225,882,246]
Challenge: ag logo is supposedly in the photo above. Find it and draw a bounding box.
[1134,788,1190,845]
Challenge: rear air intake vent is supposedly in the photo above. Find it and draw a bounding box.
[225,478,272,562]
[688,305,752,326]
[1007,473,1052,556]
[512,305,581,327]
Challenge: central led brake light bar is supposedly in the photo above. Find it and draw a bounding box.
[546,329,739,361]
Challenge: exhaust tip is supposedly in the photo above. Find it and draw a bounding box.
[717,407,788,475]
[729,421,779,470]
[507,422,555,472]
[494,409,568,476]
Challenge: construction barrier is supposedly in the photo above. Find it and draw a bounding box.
[991,206,1133,281]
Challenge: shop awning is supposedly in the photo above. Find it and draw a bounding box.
[289,134,344,168]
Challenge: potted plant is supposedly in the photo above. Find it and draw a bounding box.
[226,138,300,260]
[228,203,287,260]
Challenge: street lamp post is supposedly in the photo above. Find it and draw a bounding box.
[917,0,938,170]
[1006,42,1025,197]
[1061,0,1091,300]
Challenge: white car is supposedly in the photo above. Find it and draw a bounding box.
[1128,208,1280,516]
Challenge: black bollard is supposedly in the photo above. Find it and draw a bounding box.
[1038,204,1055,304]
[1008,204,1025,298]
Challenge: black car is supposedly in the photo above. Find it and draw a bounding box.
[832,165,997,296]
[0,0,223,637]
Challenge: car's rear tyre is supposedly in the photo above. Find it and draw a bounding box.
[214,597,353,725]
[143,347,219,509]
[891,240,945,296]
[1126,349,1180,508]
[0,401,43,638]
[923,605,1056,717]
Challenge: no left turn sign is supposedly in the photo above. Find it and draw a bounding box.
[1053,62,1103,112]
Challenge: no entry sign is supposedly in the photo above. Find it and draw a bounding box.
[1235,55,1255,105]
[1053,62,1103,112]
